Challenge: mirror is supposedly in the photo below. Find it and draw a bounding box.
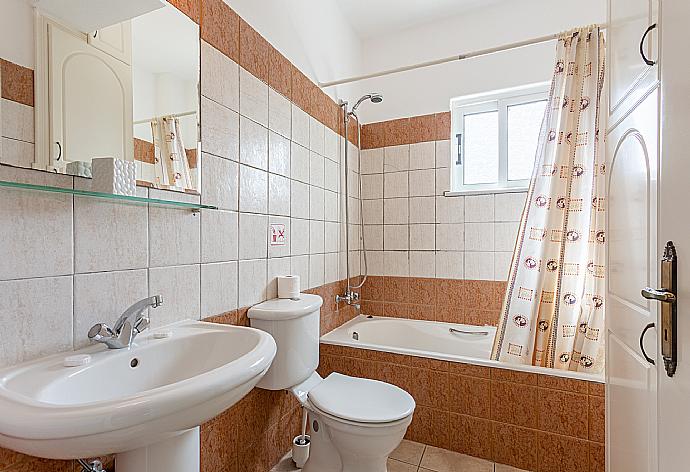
[33,2,201,193]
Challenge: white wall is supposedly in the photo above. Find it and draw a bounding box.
[0,0,34,68]
[225,0,363,103]
[350,0,606,123]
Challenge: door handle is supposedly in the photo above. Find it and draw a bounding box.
[641,241,678,377]
[639,322,655,365]
[641,288,676,303]
[639,23,657,66]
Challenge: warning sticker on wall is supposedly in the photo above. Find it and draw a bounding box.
[270,223,286,246]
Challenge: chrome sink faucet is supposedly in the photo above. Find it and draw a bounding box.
[88,295,163,349]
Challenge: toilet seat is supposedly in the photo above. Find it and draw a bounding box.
[307,373,415,424]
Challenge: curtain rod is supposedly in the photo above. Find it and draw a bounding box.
[133,110,197,125]
[318,24,608,88]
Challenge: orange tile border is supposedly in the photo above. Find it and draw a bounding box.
[0,59,34,107]
[201,0,240,63]
[239,19,270,84]
[168,0,201,23]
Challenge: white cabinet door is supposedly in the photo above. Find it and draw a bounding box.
[88,22,132,65]
[49,23,133,167]
[606,89,659,472]
[608,0,658,119]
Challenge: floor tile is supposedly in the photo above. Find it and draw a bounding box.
[420,446,494,472]
[269,452,300,471]
[388,458,418,472]
[390,439,426,466]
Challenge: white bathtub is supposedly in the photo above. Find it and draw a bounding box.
[321,315,603,383]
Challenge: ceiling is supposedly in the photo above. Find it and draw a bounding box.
[337,0,507,40]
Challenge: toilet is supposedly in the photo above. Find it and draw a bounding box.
[248,294,415,472]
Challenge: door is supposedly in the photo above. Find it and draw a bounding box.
[606,88,658,472]
[88,21,133,65]
[48,22,133,168]
[608,0,658,122]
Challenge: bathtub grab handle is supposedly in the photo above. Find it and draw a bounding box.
[449,327,489,336]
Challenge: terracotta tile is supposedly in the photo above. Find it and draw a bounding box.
[10,457,75,472]
[201,0,240,63]
[237,439,268,472]
[1,59,34,107]
[409,277,436,305]
[537,375,589,393]
[409,114,437,144]
[449,374,491,418]
[465,309,499,327]
[588,395,605,443]
[435,305,464,324]
[384,118,411,146]
[435,279,464,307]
[404,355,449,372]
[385,302,411,319]
[322,95,340,134]
[203,310,239,325]
[361,122,386,149]
[0,447,24,469]
[363,349,406,365]
[236,306,250,326]
[537,389,588,439]
[240,19,270,83]
[492,422,539,471]
[536,431,589,472]
[168,0,201,23]
[269,47,292,100]
[385,276,410,303]
[412,303,436,321]
[200,410,238,472]
[447,361,492,379]
[477,280,500,310]
[463,280,483,310]
[361,300,386,316]
[491,368,539,385]
[447,414,493,461]
[435,112,451,141]
[406,368,449,409]
[588,381,605,396]
[491,381,538,428]
[361,275,385,300]
[290,65,311,114]
[589,441,605,472]
[406,407,449,450]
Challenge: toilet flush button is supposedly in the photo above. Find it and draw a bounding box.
[63,354,91,367]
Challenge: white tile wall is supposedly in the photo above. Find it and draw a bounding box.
[0,40,360,368]
[360,139,527,281]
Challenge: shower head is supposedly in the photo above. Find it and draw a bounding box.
[351,93,383,112]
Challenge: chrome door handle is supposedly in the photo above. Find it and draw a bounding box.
[641,287,676,303]
[449,328,489,336]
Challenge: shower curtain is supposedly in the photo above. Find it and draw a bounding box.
[491,26,606,373]
[151,116,193,190]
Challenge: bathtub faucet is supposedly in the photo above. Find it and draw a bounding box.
[336,289,360,306]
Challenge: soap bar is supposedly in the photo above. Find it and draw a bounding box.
[63,354,91,367]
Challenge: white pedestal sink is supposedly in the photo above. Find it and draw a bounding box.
[0,320,277,472]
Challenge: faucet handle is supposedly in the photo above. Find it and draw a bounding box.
[133,315,150,334]
[152,295,163,308]
[88,323,115,342]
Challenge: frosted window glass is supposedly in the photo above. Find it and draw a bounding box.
[507,100,547,181]
[464,111,498,185]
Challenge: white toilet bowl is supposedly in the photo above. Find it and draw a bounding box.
[247,295,415,472]
[296,372,415,472]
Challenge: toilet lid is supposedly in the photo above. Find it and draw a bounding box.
[308,373,415,423]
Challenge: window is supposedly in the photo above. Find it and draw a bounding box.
[450,84,548,193]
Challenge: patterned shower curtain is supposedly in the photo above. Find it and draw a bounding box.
[491,26,606,374]
[151,116,193,190]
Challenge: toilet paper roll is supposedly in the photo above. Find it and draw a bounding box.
[277,275,300,299]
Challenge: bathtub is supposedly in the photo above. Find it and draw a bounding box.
[321,314,603,383]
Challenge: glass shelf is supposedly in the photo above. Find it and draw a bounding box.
[0,180,218,211]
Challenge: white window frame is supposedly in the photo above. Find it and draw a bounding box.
[449,83,549,195]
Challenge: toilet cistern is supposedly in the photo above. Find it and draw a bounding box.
[88,295,163,349]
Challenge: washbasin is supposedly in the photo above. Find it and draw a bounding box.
[0,320,277,472]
